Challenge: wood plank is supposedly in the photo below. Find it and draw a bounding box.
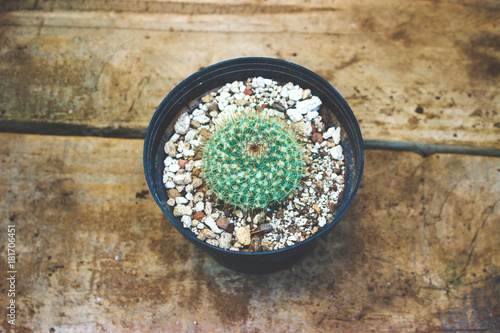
[2,0,499,13]
[0,1,499,147]
[0,133,499,331]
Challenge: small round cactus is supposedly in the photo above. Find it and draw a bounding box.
[199,111,306,211]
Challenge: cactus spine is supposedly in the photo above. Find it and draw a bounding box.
[199,111,306,211]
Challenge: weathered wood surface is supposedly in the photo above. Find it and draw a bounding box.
[0,133,498,332]
[0,0,499,147]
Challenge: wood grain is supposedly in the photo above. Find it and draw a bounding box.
[0,0,499,147]
[1,133,498,331]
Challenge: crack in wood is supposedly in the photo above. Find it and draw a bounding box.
[449,200,499,285]
[0,122,499,158]
[127,74,151,113]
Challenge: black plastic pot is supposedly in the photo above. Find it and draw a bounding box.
[144,57,364,274]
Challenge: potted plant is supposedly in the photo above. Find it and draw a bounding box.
[144,58,364,273]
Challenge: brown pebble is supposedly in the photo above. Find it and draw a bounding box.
[199,128,210,139]
[193,211,204,220]
[234,99,248,106]
[261,238,274,251]
[311,132,323,143]
[312,204,321,213]
[197,229,215,241]
[223,207,232,217]
[329,200,338,212]
[302,89,311,100]
[311,123,317,133]
[192,176,203,188]
[326,140,335,148]
[314,181,324,194]
[251,223,273,235]
[178,159,188,168]
[226,223,235,233]
[276,209,285,219]
[190,119,201,128]
[167,189,181,199]
[201,94,213,103]
[216,217,230,230]
[210,101,219,112]
[164,141,177,157]
[315,121,325,132]
[249,236,262,252]
[235,227,251,246]
[271,101,286,112]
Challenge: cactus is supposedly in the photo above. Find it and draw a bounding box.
[199,111,306,211]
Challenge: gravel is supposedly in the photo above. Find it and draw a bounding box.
[162,77,346,252]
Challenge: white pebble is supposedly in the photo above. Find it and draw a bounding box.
[331,127,341,145]
[288,89,303,101]
[192,109,205,117]
[181,215,192,228]
[280,87,289,98]
[193,115,210,124]
[318,217,327,227]
[287,108,303,122]
[305,111,319,121]
[165,181,176,189]
[164,156,174,167]
[183,150,195,157]
[173,205,192,217]
[174,113,190,134]
[195,202,204,212]
[204,216,222,234]
[185,192,194,201]
[204,202,213,216]
[323,127,336,139]
[190,139,201,147]
[329,145,344,160]
[175,197,188,205]
[170,133,180,142]
[177,141,184,153]
[173,173,192,185]
[168,164,180,173]
[295,96,322,113]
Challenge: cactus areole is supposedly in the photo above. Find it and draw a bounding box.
[199,111,306,211]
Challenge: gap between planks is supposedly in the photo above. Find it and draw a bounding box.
[1,121,499,158]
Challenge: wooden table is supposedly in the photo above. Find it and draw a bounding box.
[1,1,499,331]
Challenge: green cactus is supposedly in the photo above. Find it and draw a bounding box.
[199,110,306,211]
